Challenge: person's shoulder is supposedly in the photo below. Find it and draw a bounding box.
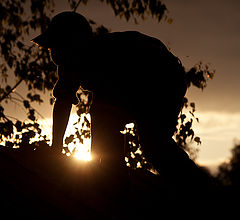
[114,31,169,51]
[97,31,158,42]
[94,31,167,50]
[108,31,144,39]
[94,31,154,42]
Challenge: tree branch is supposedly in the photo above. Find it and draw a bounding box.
[0,78,23,102]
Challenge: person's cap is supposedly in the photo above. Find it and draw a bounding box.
[31,11,92,48]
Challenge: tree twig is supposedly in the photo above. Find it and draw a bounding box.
[10,96,45,119]
[73,0,81,12]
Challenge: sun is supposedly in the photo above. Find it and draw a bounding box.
[74,150,92,161]
[68,138,92,161]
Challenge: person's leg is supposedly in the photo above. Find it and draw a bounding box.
[52,98,73,153]
[137,118,216,211]
[90,102,126,169]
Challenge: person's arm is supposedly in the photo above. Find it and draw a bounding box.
[51,97,73,153]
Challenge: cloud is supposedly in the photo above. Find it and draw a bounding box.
[191,111,240,167]
[194,111,240,139]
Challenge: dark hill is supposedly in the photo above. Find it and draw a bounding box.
[0,145,172,219]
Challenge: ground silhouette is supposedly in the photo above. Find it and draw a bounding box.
[0,141,228,219]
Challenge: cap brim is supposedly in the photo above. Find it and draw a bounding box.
[31,31,51,48]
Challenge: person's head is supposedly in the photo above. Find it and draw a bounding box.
[31,11,92,50]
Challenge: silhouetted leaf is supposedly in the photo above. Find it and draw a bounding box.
[23,100,30,109]
[28,109,36,121]
[15,120,22,132]
[65,135,74,145]
[194,137,201,145]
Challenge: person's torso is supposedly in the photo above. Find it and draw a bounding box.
[58,31,186,111]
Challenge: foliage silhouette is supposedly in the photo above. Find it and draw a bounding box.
[68,0,169,23]
[217,141,240,187]
[213,141,240,215]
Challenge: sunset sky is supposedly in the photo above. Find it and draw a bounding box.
[4,0,240,171]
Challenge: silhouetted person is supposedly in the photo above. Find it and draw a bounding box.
[32,11,216,211]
